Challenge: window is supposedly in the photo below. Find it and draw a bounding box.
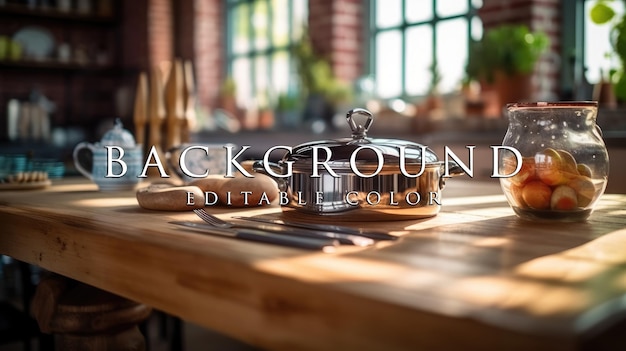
[369,0,483,99]
[226,0,308,108]
[583,0,624,84]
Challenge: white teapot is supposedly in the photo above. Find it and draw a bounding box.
[73,119,143,191]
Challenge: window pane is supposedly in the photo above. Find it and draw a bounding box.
[376,0,402,28]
[371,0,478,99]
[436,18,468,92]
[405,0,432,24]
[376,30,402,98]
[406,25,432,96]
[436,0,468,18]
[292,0,307,41]
[253,0,269,51]
[272,0,289,47]
[228,0,306,109]
[272,50,290,95]
[470,15,483,41]
[232,4,250,54]
[233,58,252,107]
[254,55,269,98]
[584,0,624,83]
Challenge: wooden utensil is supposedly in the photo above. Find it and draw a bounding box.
[164,59,184,150]
[133,72,148,146]
[147,66,166,177]
[181,60,197,143]
[18,102,31,140]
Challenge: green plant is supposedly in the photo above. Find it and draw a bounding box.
[292,34,352,105]
[589,0,626,100]
[428,62,442,94]
[276,93,300,112]
[219,76,237,97]
[466,24,549,83]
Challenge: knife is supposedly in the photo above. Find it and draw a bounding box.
[170,221,338,251]
[210,220,373,247]
[233,216,398,241]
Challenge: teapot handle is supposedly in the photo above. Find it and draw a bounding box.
[73,142,96,181]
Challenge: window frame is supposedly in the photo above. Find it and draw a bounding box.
[224,0,306,106]
[367,0,481,100]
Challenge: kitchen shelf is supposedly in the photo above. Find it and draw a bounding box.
[0,0,123,140]
[0,3,117,25]
[0,59,116,72]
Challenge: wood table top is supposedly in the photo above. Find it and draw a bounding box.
[1,178,626,350]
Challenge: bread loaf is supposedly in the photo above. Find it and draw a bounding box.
[188,175,229,193]
[217,173,278,206]
[136,184,205,211]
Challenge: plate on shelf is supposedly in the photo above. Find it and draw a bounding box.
[12,26,55,60]
[0,180,52,191]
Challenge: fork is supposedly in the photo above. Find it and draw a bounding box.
[193,208,374,246]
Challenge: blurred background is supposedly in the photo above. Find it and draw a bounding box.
[1,0,625,181]
[2,1,626,350]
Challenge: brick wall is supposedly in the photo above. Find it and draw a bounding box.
[531,0,561,101]
[192,0,223,109]
[308,0,363,83]
[479,0,561,101]
[147,0,174,69]
[129,0,223,110]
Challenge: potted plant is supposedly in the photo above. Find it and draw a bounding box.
[257,90,275,130]
[466,24,549,107]
[424,62,443,112]
[218,76,238,114]
[293,34,352,130]
[275,92,302,129]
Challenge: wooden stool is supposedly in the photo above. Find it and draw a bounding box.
[31,275,152,351]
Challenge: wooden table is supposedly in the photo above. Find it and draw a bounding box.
[1,178,626,350]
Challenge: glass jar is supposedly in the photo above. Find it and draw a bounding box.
[499,102,609,221]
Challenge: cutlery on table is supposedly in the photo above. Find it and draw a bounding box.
[233,216,398,241]
[170,221,338,251]
[193,209,374,247]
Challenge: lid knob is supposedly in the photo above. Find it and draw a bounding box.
[347,108,373,139]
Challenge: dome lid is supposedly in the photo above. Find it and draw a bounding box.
[101,119,136,147]
[283,108,440,172]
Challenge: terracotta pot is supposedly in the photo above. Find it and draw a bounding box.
[219,95,241,124]
[481,71,533,117]
[258,109,275,130]
[592,82,617,109]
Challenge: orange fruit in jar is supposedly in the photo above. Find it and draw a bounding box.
[557,149,579,176]
[508,156,536,186]
[522,180,552,210]
[501,155,518,174]
[550,185,578,211]
[535,148,568,186]
[509,183,527,208]
[568,175,596,208]
[577,163,593,178]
